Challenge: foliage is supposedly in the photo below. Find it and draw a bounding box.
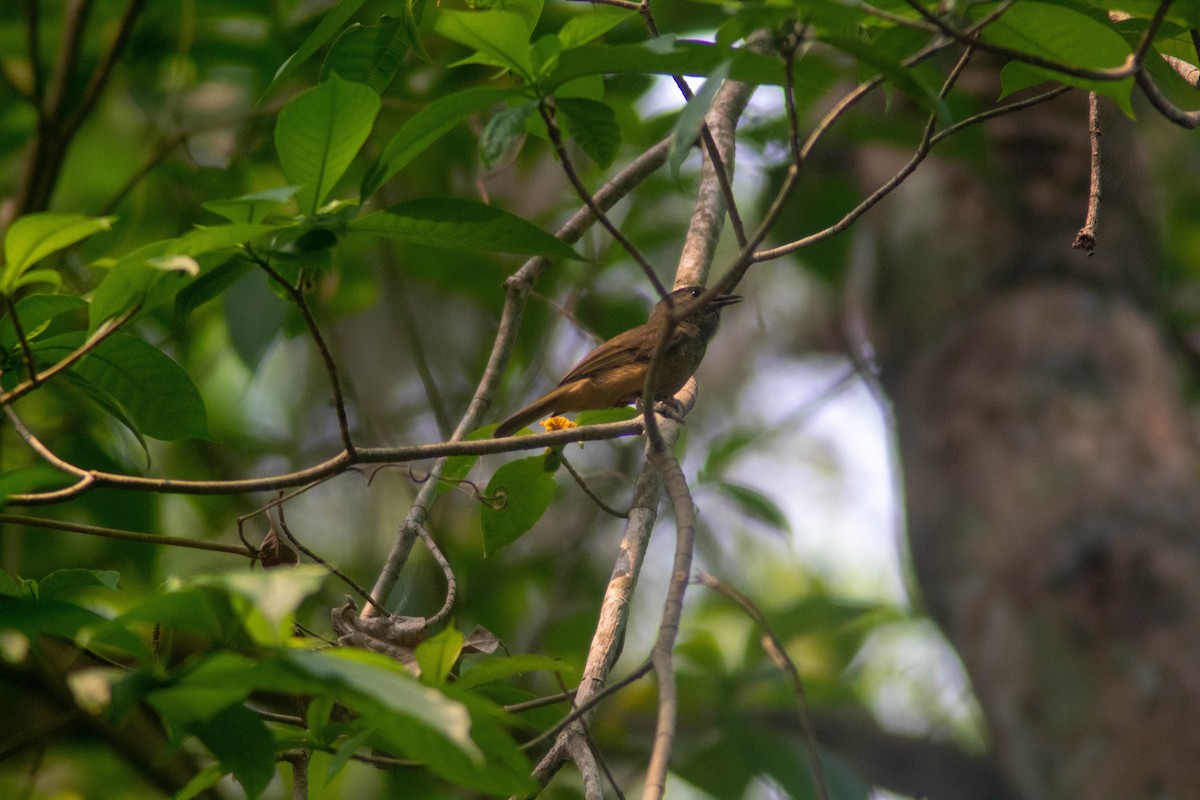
[0,1,1195,798]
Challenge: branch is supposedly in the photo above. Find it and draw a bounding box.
[901,0,1173,82]
[538,100,670,301]
[0,513,254,557]
[246,249,355,454]
[1135,68,1200,128]
[1073,93,1101,254]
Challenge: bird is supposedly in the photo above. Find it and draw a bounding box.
[492,285,742,438]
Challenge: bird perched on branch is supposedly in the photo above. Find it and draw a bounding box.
[493,285,742,438]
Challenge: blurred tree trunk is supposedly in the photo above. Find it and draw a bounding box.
[869,77,1200,800]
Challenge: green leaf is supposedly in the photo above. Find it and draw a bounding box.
[548,38,789,91]
[265,0,370,97]
[0,294,86,350]
[38,569,120,600]
[191,704,276,799]
[979,2,1134,115]
[275,73,381,216]
[363,86,518,196]
[481,102,536,168]
[322,16,410,93]
[819,34,951,124]
[480,456,557,556]
[31,332,211,441]
[416,625,465,685]
[714,481,790,533]
[349,198,584,261]
[433,9,534,79]
[170,763,225,800]
[90,226,276,329]
[282,647,481,761]
[192,567,328,644]
[668,60,730,182]
[700,427,760,480]
[456,653,577,690]
[202,186,303,224]
[175,258,254,319]
[558,5,628,50]
[14,269,62,291]
[2,213,115,293]
[574,406,638,426]
[557,97,620,169]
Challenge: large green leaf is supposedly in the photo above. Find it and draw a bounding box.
[416,625,465,686]
[31,332,211,441]
[668,60,731,182]
[480,102,537,168]
[265,0,370,96]
[202,187,303,224]
[275,74,381,215]
[557,5,629,50]
[192,568,328,645]
[557,97,621,169]
[979,2,1134,115]
[322,16,410,93]
[433,9,534,79]
[90,225,277,329]
[480,455,557,556]
[192,704,276,799]
[2,213,115,293]
[348,199,584,261]
[363,86,518,196]
[548,38,790,90]
[0,293,86,350]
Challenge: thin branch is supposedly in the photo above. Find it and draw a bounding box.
[6,409,645,507]
[395,281,452,439]
[274,501,387,615]
[417,524,457,628]
[538,100,670,301]
[695,572,830,800]
[561,455,629,518]
[1135,68,1200,128]
[0,307,137,407]
[61,0,147,140]
[244,248,356,455]
[23,0,44,106]
[902,0,1173,82]
[1073,92,1101,254]
[5,293,40,390]
[0,512,253,557]
[754,84,1073,261]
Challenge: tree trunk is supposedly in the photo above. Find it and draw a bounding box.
[870,84,1200,799]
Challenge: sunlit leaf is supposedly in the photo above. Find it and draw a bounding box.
[2,213,114,293]
[480,456,557,556]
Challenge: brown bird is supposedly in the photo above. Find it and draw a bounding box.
[493,286,742,438]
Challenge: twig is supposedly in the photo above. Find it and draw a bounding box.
[4,293,40,390]
[754,84,1073,261]
[394,280,452,439]
[538,100,670,301]
[274,500,387,615]
[281,750,310,800]
[901,0,1172,82]
[23,0,44,106]
[61,0,147,141]
[1073,93,1101,255]
[6,418,645,506]
[561,455,629,518]
[0,307,138,407]
[416,524,457,627]
[1135,68,1200,128]
[244,248,356,455]
[695,572,830,800]
[0,512,254,557]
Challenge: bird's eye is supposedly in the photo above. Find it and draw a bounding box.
[690,288,702,298]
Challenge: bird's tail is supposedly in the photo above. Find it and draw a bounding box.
[493,395,559,438]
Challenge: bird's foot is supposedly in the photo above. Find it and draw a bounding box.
[652,398,687,424]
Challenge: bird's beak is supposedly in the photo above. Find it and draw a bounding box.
[711,294,743,308]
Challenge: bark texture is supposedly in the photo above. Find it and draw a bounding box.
[870,83,1200,800]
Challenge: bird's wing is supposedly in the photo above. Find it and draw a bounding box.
[556,325,649,386]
